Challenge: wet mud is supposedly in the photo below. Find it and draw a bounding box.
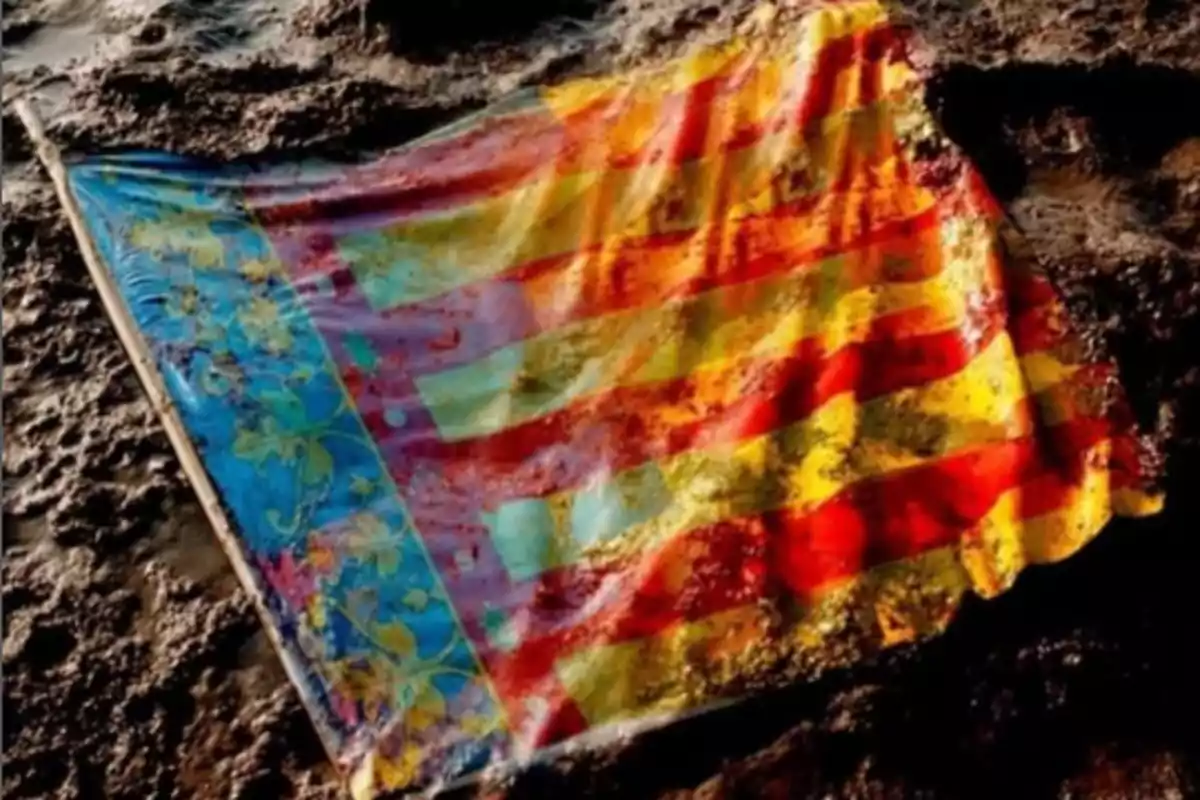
[3,0,1199,797]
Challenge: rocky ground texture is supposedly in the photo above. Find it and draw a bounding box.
[3,0,1200,797]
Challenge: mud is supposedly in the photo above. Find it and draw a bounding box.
[3,0,1200,797]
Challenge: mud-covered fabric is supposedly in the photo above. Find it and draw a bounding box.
[63,1,1161,795]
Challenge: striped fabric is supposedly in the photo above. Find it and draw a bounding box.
[64,1,1161,795]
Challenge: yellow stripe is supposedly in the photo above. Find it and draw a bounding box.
[539,0,893,121]
[958,443,1112,598]
[340,92,916,311]
[554,549,963,726]
[553,603,773,725]
[518,96,920,330]
[554,441,1127,727]
[1114,487,1164,516]
[540,40,748,122]
[415,206,976,441]
[563,333,1036,568]
[483,332,1061,581]
[343,5,915,316]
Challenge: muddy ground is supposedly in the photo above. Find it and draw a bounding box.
[3,0,1200,797]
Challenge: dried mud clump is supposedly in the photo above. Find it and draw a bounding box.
[297,0,605,57]
[69,58,471,159]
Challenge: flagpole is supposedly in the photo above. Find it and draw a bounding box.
[11,97,350,793]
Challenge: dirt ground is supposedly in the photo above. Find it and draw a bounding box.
[3,0,1199,797]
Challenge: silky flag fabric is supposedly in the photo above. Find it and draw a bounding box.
[63,1,1161,795]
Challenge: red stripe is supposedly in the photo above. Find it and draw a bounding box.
[421,255,1097,505]
[489,419,1135,699]
[796,27,860,127]
[384,179,937,379]
[251,107,563,226]
[1003,263,1074,354]
[431,293,1009,504]
[250,24,904,228]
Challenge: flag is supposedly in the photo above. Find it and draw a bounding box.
[61,1,1161,795]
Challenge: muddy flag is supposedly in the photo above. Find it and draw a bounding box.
[38,0,1162,795]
